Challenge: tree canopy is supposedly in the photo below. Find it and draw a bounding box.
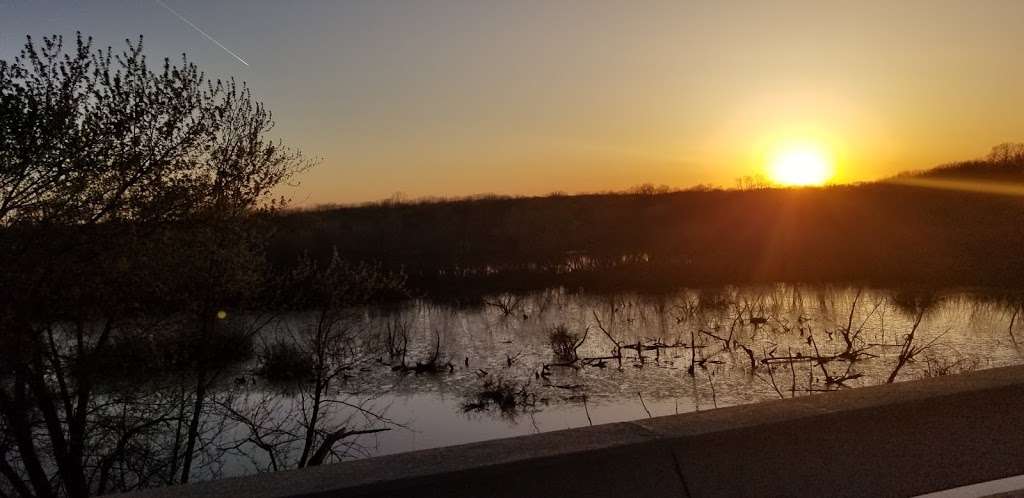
[0,33,308,228]
[0,34,312,498]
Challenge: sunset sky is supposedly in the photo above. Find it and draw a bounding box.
[3,0,1023,204]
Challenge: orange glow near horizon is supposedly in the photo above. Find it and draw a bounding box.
[21,1,1009,204]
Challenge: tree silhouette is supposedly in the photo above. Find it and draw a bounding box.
[0,33,309,497]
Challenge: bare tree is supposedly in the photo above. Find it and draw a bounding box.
[987,143,1024,164]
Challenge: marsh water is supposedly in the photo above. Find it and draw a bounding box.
[192,284,1024,479]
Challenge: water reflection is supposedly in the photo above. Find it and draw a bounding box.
[39,285,1024,489]
[210,285,1024,473]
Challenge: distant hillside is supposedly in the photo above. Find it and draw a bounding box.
[893,143,1024,183]
[268,154,1024,298]
[883,144,1024,198]
[894,160,1024,183]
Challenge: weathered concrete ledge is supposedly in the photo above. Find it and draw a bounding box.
[127,365,1024,497]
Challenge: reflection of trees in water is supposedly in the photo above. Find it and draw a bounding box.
[0,261,406,496]
[4,284,1023,495]
[445,285,1021,422]
[209,251,408,474]
[214,389,394,473]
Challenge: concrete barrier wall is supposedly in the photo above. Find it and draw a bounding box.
[126,365,1024,498]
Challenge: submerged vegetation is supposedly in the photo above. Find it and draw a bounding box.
[462,376,538,417]
[257,339,310,382]
[548,324,587,363]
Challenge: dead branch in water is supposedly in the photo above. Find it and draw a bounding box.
[688,329,698,375]
[484,295,524,317]
[391,330,453,374]
[700,328,733,350]
[759,351,785,400]
[382,318,409,365]
[1010,304,1021,346]
[887,310,927,383]
[592,311,623,369]
[620,337,686,363]
[506,351,523,368]
[739,344,757,373]
[788,347,798,397]
[637,392,652,418]
[707,369,718,408]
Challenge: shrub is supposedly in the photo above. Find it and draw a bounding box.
[256,339,310,382]
[461,377,535,415]
[549,324,582,362]
[922,354,980,378]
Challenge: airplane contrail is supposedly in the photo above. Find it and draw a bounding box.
[154,0,250,66]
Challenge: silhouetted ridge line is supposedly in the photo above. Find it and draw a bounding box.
[266,148,1024,299]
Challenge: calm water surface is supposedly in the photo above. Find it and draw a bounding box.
[211,284,1024,477]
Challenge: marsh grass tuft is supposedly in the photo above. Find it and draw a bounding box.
[548,324,587,362]
[462,377,536,415]
[256,339,310,382]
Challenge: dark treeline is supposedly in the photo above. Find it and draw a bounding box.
[268,154,1024,299]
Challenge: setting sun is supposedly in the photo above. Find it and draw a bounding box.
[768,146,834,186]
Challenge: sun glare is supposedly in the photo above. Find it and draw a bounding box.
[768,146,833,186]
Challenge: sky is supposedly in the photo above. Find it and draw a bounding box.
[2,0,1024,205]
